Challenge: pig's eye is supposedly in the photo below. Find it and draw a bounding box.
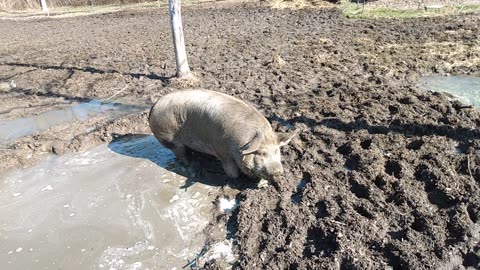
[256,150,267,156]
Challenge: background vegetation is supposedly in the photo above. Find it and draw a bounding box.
[0,0,154,12]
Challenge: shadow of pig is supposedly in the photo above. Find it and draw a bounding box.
[108,133,259,190]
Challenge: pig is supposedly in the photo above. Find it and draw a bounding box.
[148,89,296,180]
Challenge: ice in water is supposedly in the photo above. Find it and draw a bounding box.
[0,100,147,141]
[419,75,480,107]
[0,135,217,270]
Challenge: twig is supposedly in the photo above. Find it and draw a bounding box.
[182,258,196,269]
[331,220,346,226]
[467,154,475,183]
[101,83,131,104]
[183,245,207,269]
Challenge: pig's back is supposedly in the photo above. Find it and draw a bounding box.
[149,89,271,156]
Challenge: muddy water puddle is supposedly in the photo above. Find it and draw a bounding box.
[0,135,224,270]
[0,101,147,141]
[419,75,480,107]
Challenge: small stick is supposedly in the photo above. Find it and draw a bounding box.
[331,220,346,226]
[101,83,130,104]
[467,154,475,183]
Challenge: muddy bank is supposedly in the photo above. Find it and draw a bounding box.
[1,2,480,269]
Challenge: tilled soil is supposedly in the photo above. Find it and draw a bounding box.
[1,2,479,269]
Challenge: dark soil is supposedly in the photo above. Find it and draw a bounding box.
[0,2,479,269]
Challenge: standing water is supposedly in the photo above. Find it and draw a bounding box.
[0,135,222,269]
[0,101,147,141]
[419,75,480,107]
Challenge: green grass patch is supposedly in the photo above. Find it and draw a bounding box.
[341,3,480,19]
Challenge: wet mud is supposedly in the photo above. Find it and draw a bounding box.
[1,2,480,269]
[0,136,219,269]
[0,101,146,141]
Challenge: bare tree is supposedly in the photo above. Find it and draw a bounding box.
[169,0,191,78]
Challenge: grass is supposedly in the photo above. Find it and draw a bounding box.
[341,3,480,19]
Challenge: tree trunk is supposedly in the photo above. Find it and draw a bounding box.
[40,0,49,15]
[169,0,191,78]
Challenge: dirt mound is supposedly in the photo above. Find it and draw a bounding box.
[0,2,479,269]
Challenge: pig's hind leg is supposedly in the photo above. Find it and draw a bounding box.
[161,139,188,164]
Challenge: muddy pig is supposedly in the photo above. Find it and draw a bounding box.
[148,89,296,180]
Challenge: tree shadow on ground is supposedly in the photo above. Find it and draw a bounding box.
[1,67,90,104]
[2,62,172,83]
[5,86,92,103]
[1,61,173,108]
[107,133,259,190]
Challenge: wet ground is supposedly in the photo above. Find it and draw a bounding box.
[1,1,480,269]
[419,75,480,108]
[0,135,222,269]
[0,100,147,141]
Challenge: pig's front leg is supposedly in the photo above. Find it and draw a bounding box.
[171,143,188,164]
[221,158,239,179]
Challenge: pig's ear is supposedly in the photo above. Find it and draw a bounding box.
[240,131,264,155]
[277,131,297,147]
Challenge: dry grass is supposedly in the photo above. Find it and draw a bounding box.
[167,72,201,88]
[0,0,212,19]
[0,1,160,18]
[372,39,480,73]
[264,55,288,68]
[402,41,480,70]
[268,0,335,10]
[341,1,480,19]
[0,0,159,12]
